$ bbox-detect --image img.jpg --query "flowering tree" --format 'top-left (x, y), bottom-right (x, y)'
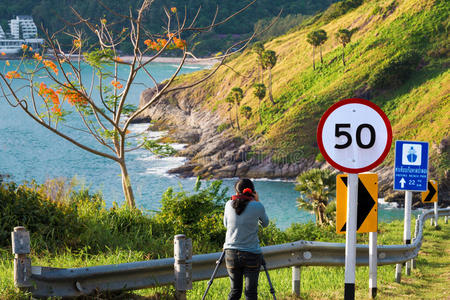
top-left (0, 0), bottom-right (258, 208)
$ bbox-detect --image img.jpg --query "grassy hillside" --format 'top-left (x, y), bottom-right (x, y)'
top-left (167, 0), bottom-right (449, 182)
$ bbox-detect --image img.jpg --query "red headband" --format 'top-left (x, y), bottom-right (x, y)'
top-left (242, 188), bottom-right (253, 194)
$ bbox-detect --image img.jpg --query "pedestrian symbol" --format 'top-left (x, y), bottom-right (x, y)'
top-left (402, 144), bottom-right (422, 166)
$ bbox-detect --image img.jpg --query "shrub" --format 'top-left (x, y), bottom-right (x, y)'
top-left (368, 51), bottom-right (422, 90)
top-left (217, 123), bottom-right (230, 133)
top-left (322, 0), bottom-right (363, 21)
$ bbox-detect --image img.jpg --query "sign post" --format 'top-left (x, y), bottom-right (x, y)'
top-left (336, 173), bottom-right (378, 299)
top-left (394, 140), bottom-right (429, 279)
top-left (422, 180), bottom-right (438, 227)
top-left (317, 98), bottom-right (392, 300)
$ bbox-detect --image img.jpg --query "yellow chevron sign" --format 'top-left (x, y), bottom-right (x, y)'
top-left (336, 173), bottom-right (378, 234)
top-left (421, 180), bottom-right (438, 203)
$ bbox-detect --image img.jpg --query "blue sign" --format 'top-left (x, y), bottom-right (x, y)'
top-left (394, 140), bottom-right (429, 191)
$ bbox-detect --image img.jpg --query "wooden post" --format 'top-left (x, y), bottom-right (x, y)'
top-left (174, 234), bottom-right (192, 300)
top-left (11, 226), bottom-right (32, 289)
top-left (292, 266), bottom-right (300, 296)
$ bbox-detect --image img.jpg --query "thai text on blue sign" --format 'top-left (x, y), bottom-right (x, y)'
top-left (394, 140), bottom-right (429, 191)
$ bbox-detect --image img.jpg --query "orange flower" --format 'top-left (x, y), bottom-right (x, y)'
top-left (21, 44), bottom-right (28, 50)
top-left (1, 52), bottom-right (5, 56)
top-left (29, 47), bottom-right (33, 51)
top-left (38, 82), bottom-right (62, 115)
top-left (43, 60), bottom-right (59, 75)
top-left (170, 7), bottom-right (177, 13)
top-left (73, 39), bottom-right (82, 49)
top-left (114, 56), bottom-right (122, 62)
top-left (111, 80), bottom-right (123, 89)
top-left (34, 53), bottom-right (43, 60)
top-left (5, 71), bottom-right (21, 79)
top-left (6, 60), bottom-right (10, 66)
top-left (101, 18), bottom-right (107, 24)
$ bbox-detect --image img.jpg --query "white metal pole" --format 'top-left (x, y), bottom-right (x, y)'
top-left (404, 191), bottom-right (412, 276)
top-left (292, 266), bottom-right (301, 296)
top-left (395, 263), bottom-right (402, 283)
top-left (445, 216), bottom-right (448, 224)
top-left (369, 231), bottom-right (377, 298)
top-left (344, 173), bottom-right (358, 300)
top-left (434, 202), bottom-right (438, 227)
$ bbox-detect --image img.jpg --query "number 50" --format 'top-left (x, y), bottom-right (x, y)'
top-left (335, 123), bottom-right (376, 149)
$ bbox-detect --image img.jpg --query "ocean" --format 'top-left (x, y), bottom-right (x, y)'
top-left (0, 60), bottom-right (417, 229)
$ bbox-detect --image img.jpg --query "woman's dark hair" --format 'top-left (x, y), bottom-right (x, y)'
top-left (232, 178), bottom-right (255, 215)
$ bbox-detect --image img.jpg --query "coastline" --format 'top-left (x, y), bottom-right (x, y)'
top-left (0, 54), bottom-right (220, 66)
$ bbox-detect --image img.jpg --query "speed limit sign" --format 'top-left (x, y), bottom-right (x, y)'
top-left (317, 98), bottom-right (392, 173)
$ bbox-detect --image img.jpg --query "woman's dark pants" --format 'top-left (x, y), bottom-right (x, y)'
top-left (225, 249), bottom-right (262, 300)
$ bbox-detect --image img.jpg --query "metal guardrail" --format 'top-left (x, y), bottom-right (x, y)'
top-left (13, 208), bottom-right (450, 298)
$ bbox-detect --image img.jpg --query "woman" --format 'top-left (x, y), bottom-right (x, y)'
top-left (223, 178), bottom-right (269, 300)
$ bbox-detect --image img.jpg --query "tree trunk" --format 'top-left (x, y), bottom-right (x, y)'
top-left (235, 104), bottom-right (240, 130)
top-left (268, 68), bottom-right (275, 104)
top-left (258, 98), bottom-right (262, 125)
top-left (119, 159), bottom-right (136, 208)
top-left (229, 111), bottom-right (234, 128)
top-left (320, 47), bottom-right (323, 64)
top-left (312, 47), bottom-right (316, 70)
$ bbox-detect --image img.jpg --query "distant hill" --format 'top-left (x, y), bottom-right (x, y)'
top-left (0, 0), bottom-right (337, 55)
top-left (138, 0), bottom-right (449, 201)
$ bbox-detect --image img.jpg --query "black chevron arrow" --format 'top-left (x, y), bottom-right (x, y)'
top-left (340, 177), bottom-right (376, 232)
top-left (423, 181), bottom-right (437, 203)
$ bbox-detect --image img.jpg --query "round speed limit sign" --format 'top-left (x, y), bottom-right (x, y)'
top-left (317, 98), bottom-right (392, 173)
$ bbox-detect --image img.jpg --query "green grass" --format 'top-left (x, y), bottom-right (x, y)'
top-left (1, 219), bottom-right (448, 299)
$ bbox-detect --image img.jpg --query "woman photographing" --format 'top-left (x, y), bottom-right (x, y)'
top-left (223, 178), bottom-right (269, 300)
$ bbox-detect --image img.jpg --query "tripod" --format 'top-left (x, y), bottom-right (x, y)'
top-left (201, 251), bottom-right (276, 300)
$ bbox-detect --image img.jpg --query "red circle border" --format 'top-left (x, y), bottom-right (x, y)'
top-left (316, 98), bottom-right (392, 173)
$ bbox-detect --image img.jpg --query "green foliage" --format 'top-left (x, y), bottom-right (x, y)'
top-left (84, 49), bottom-right (114, 69)
top-left (261, 50), bottom-right (277, 69)
top-left (156, 179), bottom-right (229, 253)
top-left (216, 123), bottom-right (231, 133)
top-left (368, 51), bottom-right (422, 90)
top-left (321, 0), bottom-right (363, 21)
top-left (295, 169), bottom-right (336, 226)
top-left (143, 139), bottom-right (177, 156)
top-left (252, 42), bottom-right (265, 56)
top-left (253, 83), bottom-right (266, 99)
top-left (240, 105), bottom-right (252, 119)
top-left (307, 29), bottom-right (327, 47)
top-left (335, 28), bottom-right (352, 47)
top-left (230, 87), bottom-right (244, 104)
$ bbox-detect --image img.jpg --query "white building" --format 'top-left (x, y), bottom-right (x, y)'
top-left (1, 16), bottom-right (43, 55)
top-left (9, 15), bottom-right (39, 39)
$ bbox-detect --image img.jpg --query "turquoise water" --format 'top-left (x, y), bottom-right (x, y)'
top-left (0, 60), bottom-right (416, 229)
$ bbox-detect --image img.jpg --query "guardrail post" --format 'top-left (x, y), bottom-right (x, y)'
top-left (11, 226), bottom-right (32, 289)
top-left (292, 266), bottom-right (300, 296)
top-left (445, 216), bottom-right (448, 224)
top-left (411, 218), bottom-right (419, 270)
top-left (395, 264), bottom-right (401, 283)
top-left (434, 202), bottom-right (438, 228)
top-left (174, 234), bottom-right (192, 300)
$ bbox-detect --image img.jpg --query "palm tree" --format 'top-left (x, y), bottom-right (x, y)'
top-left (252, 42), bottom-right (265, 83)
top-left (253, 83), bottom-right (266, 125)
top-left (225, 94), bottom-right (235, 128)
top-left (317, 29), bottom-right (328, 64)
top-left (335, 29), bottom-right (352, 66)
top-left (240, 105), bottom-right (252, 120)
top-left (295, 168), bottom-right (336, 226)
top-left (262, 50), bottom-right (277, 104)
top-left (306, 29), bottom-right (327, 70)
top-left (230, 87), bottom-right (243, 130)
